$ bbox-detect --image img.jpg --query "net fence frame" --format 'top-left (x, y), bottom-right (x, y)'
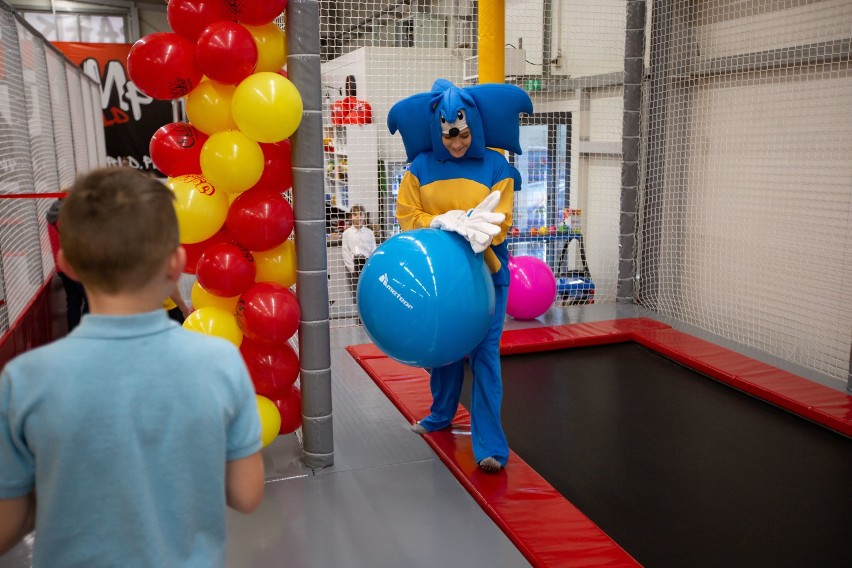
top-left (635, 0), bottom-right (852, 392)
top-left (315, 1), bottom-right (851, 392)
top-left (0, 1), bottom-right (848, 468)
top-left (0, 0), bottom-right (105, 337)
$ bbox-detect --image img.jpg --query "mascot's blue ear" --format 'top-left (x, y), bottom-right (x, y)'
top-left (387, 92), bottom-right (435, 162)
top-left (467, 83), bottom-right (534, 155)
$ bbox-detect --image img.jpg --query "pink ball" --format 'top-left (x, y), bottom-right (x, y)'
top-left (506, 256), bottom-right (557, 320)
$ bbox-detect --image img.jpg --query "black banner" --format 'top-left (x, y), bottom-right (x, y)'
top-left (54, 42), bottom-right (173, 173)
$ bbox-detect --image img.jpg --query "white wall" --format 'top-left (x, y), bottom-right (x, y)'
top-left (647, 0), bottom-right (852, 384)
top-left (506, 0), bottom-right (626, 77)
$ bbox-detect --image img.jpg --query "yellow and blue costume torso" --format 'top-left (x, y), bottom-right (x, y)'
top-left (388, 78), bottom-right (532, 287)
top-left (396, 149), bottom-right (519, 285)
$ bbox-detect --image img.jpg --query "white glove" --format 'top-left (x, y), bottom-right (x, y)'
top-left (430, 191), bottom-right (505, 254)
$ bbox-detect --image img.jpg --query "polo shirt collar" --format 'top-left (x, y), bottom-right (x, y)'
top-left (70, 309), bottom-right (177, 339)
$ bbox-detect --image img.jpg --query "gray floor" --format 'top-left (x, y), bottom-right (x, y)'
top-left (225, 320), bottom-right (532, 568)
top-left (223, 304), bottom-right (674, 568)
top-left (2, 303), bottom-right (846, 567)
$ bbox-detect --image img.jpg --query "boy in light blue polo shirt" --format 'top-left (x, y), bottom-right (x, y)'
top-left (0, 168), bottom-right (265, 566)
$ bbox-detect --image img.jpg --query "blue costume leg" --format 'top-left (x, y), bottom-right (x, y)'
top-left (468, 284), bottom-right (509, 466)
top-left (418, 359), bottom-right (465, 430)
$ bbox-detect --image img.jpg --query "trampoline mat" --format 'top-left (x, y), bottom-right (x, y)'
top-left (461, 342), bottom-right (852, 568)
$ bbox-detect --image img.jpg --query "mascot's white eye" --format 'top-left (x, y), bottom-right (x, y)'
top-left (457, 110), bottom-right (465, 121)
top-left (440, 115), bottom-right (447, 124)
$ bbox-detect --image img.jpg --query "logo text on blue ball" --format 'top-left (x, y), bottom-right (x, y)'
top-left (379, 273), bottom-right (413, 310)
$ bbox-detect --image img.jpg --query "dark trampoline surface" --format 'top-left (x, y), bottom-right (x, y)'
top-left (461, 342), bottom-right (852, 568)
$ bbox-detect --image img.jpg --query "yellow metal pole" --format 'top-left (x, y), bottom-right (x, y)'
top-left (478, 0), bottom-right (505, 84)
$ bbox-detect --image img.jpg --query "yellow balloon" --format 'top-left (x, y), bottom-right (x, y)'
top-left (244, 23), bottom-right (287, 73)
top-left (182, 306), bottom-right (244, 347)
top-left (256, 395), bottom-right (281, 448)
top-left (253, 239), bottom-right (297, 288)
top-left (191, 280), bottom-right (240, 314)
top-left (185, 79), bottom-right (238, 135)
top-left (200, 130), bottom-right (264, 193)
top-left (167, 174), bottom-right (230, 244)
top-left (232, 72), bottom-right (303, 143)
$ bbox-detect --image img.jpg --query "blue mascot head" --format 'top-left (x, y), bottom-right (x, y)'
top-left (427, 79), bottom-right (485, 160)
top-left (388, 79), bottom-right (534, 163)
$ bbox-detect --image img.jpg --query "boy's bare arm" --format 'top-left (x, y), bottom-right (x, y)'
top-left (0, 493), bottom-right (35, 555)
top-left (225, 452), bottom-right (265, 514)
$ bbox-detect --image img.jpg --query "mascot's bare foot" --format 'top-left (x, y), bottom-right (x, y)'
top-left (478, 457), bottom-right (502, 473)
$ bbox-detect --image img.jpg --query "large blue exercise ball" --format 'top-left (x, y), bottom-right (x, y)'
top-left (357, 229), bottom-right (495, 368)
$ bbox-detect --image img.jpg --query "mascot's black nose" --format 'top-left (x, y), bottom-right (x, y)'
top-left (448, 127), bottom-right (460, 137)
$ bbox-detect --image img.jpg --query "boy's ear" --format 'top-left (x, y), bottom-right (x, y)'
top-left (167, 246), bottom-right (186, 281)
top-left (56, 249), bottom-right (79, 281)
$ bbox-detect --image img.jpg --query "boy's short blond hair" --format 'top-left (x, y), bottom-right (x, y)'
top-left (59, 167), bottom-right (179, 293)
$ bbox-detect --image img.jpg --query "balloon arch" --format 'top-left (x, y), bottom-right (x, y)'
top-left (128, 0), bottom-right (304, 448)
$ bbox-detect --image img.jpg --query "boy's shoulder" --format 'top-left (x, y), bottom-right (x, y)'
top-left (4, 335), bottom-right (76, 373)
top-left (1, 337), bottom-right (81, 396)
top-left (2, 327), bottom-right (247, 404)
top-left (4, 323), bottom-right (240, 373)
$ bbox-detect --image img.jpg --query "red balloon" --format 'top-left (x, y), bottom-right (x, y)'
top-left (230, 0), bottom-right (288, 26)
top-left (196, 242), bottom-right (257, 297)
top-left (196, 21), bottom-right (258, 85)
top-left (167, 0), bottom-right (233, 42)
top-left (150, 122), bottom-right (208, 177)
top-left (226, 188), bottom-right (294, 252)
top-left (252, 140), bottom-right (293, 192)
top-left (271, 386), bottom-right (301, 435)
top-left (127, 32), bottom-right (201, 100)
top-left (240, 338), bottom-right (299, 399)
top-left (236, 282), bottom-right (300, 343)
top-left (182, 227), bottom-right (234, 274)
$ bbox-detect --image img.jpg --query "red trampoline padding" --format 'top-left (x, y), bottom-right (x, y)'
top-left (346, 338), bottom-right (640, 567)
top-left (347, 342), bottom-right (388, 360)
top-left (631, 327), bottom-right (852, 437)
top-left (498, 317), bottom-right (669, 355)
top-left (348, 318), bottom-right (852, 566)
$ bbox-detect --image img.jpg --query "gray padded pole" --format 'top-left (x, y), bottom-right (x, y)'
top-left (287, 0), bottom-right (334, 468)
top-left (617, 0), bottom-right (645, 304)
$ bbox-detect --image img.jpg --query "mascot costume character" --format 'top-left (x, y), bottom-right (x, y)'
top-left (388, 79), bottom-right (533, 473)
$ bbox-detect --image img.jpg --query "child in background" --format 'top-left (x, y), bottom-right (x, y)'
top-left (341, 205), bottom-right (377, 304)
top-left (46, 197), bottom-right (88, 331)
top-left (164, 283), bottom-right (192, 324)
top-left (0, 167), bottom-right (264, 565)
